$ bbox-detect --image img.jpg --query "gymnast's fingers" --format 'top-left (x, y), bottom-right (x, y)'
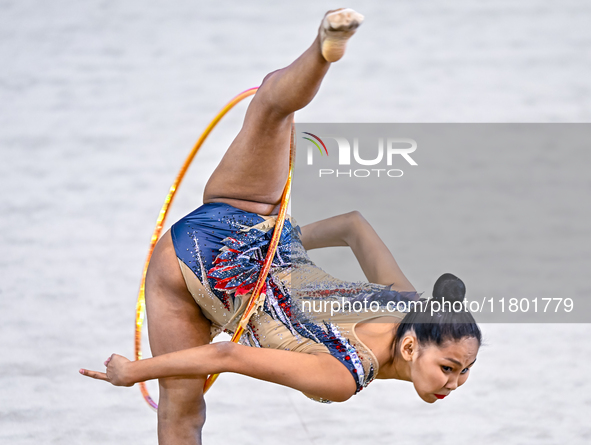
top-left (79, 368), bottom-right (108, 381)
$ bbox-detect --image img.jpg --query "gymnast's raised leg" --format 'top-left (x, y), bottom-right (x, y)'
top-left (145, 9), bottom-right (363, 445)
top-left (203, 8), bottom-right (364, 215)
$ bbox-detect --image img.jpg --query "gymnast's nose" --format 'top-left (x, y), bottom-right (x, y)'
top-left (445, 375), bottom-right (459, 390)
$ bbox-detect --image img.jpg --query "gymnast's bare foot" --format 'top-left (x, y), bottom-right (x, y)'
top-left (319, 8), bottom-right (364, 63)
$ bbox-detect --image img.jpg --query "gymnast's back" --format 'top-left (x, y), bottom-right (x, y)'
top-left (170, 202), bottom-right (420, 400)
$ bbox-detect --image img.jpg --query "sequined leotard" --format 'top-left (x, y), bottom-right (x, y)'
top-left (171, 202), bottom-right (419, 402)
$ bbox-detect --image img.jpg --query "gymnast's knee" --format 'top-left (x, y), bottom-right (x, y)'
top-left (158, 395), bottom-right (206, 431)
top-left (261, 68), bottom-right (281, 86)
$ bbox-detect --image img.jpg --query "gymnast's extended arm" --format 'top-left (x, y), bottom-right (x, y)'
top-left (80, 342), bottom-right (357, 402)
top-left (300, 211), bottom-right (416, 291)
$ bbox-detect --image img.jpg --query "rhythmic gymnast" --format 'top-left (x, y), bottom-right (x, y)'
top-left (81, 9), bottom-right (481, 445)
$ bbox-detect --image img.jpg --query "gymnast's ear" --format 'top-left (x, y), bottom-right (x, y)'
top-left (398, 333), bottom-right (418, 362)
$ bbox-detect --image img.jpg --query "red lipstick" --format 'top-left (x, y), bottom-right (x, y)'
top-left (434, 394), bottom-right (447, 399)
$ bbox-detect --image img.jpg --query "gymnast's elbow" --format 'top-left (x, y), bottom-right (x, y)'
top-left (211, 341), bottom-right (238, 372)
top-left (210, 341), bottom-right (258, 375)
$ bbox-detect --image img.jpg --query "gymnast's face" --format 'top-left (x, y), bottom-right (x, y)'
top-left (403, 336), bottom-right (479, 403)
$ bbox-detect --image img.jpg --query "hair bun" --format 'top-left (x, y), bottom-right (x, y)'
top-left (432, 273), bottom-right (466, 303)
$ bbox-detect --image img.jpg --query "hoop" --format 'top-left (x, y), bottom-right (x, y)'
top-left (134, 87), bottom-right (295, 409)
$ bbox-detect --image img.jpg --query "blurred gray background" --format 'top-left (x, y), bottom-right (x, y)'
top-left (1, 1), bottom-right (590, 444)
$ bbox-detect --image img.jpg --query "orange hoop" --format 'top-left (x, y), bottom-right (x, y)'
top-left (134, 87), bottom-right (295, 409)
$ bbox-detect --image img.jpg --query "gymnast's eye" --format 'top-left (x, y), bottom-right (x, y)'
top-left (460, 367), bottom-right (470, 374)
top-left (441, 366), bottom-right (452, 373)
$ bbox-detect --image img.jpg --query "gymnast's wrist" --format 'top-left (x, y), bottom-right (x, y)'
top-left (124, 358), bottom-right (151, 385)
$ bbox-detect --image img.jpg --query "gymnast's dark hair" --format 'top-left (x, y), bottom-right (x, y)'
top-left (396, 273), bottom-right (482, 347)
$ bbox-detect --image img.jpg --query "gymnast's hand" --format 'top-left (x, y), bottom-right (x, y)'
top-left (79, 354), bottom-right (135, 387)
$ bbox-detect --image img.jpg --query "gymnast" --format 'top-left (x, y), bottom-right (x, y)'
top-left (81, 9), bottom-right (481, 445)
